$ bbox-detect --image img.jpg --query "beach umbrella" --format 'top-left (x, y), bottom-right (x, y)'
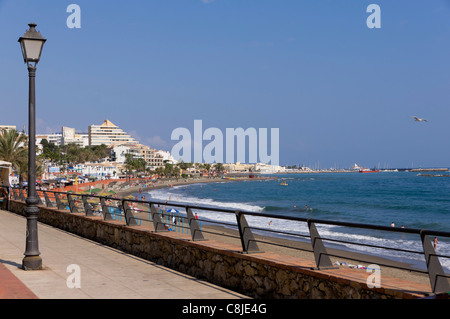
top-left (166, 208), bottom-right (179, 213)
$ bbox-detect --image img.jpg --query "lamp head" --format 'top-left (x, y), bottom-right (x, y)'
top-left (18, 23), bottom-right (46, 65)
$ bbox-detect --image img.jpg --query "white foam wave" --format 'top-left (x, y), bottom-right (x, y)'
top-left (147, 188), bottom-right (265, 213)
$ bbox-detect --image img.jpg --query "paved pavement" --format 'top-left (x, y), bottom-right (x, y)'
top-left (0, 209), bottom-right (248, 299)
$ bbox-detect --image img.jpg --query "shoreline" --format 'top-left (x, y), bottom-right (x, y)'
top-left (113, 176), bottom-right (273, 199)
top-left (98, 176), bottom-right (431, 287)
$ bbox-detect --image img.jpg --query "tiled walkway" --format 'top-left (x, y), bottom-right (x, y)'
top-left (0, 210), bottom-right (248, 299)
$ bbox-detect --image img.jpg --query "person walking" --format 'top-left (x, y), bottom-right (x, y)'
top-left (433, 237), bottom-right (438, 250)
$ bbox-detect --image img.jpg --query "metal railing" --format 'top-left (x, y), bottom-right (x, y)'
top-left (2, 185), bottom-right (450, 295)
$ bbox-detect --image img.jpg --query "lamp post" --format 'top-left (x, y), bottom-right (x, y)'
top-left (18, 23), bottom-right (46, 270)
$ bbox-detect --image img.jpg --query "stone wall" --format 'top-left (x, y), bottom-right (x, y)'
top-left (8, 200), bottom-right (420, 299)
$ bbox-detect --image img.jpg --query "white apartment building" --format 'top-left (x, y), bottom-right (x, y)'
top-left (36, 133), bottom-right (63, 146)
top-left (77, 162), bottom-right (120, 180)
top-left (89, 119), bottom-right (138, 147)
top-left (109, 144), bottom-right (143, 163)
top-left (156, 150), bottom-right (176, 164)
top-left (109, 143), bottom-right (165, 170)
top-left (62, 127), bottom-right (89, 147)
top-left (253, 163), bottom-right (286, 174)
top-left (146, 149), bottom-right (165, 170)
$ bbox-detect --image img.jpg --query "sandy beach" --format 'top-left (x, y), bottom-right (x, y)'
top-left (96, 176), bottom-right (431, 287)
top-left (112, 176), bottom-right (274, 199)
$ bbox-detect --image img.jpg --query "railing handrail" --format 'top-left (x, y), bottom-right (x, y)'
top-left (3, 185), bottom-right (450, 294)
top-left (28, 187), bottom-right (450, 238)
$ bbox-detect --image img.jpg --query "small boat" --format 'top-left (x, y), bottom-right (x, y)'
top-left (359, 168), bottom-right (379, 173)
top-left (280, 181), bottom-right (288, 186)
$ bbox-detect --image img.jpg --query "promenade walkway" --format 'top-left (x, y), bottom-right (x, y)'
top-left (0, 209), bottom-right (248, 299)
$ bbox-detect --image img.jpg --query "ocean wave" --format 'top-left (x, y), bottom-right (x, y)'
top-left (263, 205), bottom-right (284, 212)
top-left (147, 188), bottom-right (265, 213)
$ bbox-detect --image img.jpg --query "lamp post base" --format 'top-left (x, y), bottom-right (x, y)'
top-left (22, 255), bottom-right (42, 271)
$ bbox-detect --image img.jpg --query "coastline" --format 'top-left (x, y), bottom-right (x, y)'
top-left (113, 176), bottom-right (273, 199)
top-left (99, 176), bottom-right (431, 287)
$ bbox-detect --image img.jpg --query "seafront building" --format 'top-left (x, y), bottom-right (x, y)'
top-left (76, 162), bottom-right (120, 179)
top-left (36, 127), bottom-right (88, 150)
top-left (108, 143), bottom-right (166, 170)
top-left (4, 120), bottom-right (296, 180)
top-left (253, 163), bottom-right (286, 174)
top-left (0, 125), bottom-right (17, 133)
top-left (221, 162), bottom-right (286, 174)
top-left (88, 119), bottom-right (138, 147)
top-left (62, 127), bottom-right (89, 147)
top-left (42, 161), bottom-right (121, 181)
top-left (36, 133), bottom-right (62, 147)
top-left (223, 162), bottom-right (254, 173)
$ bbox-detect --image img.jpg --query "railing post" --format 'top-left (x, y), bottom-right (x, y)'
top-left (420, 230), bottom-right (450, 294)
top-left (82, 195), bottom-right (94, 216)
top-left (307, 219), bottom-right (337, 270)
top-left (100, 197), bottom-right (113, 220)
top-left (151, 203), bottom-right (167, 232)
top-left (43, 191), bottom-right (53, 208)
top-left (67, 193), bottom-right (79, 213)
top-left (235, 211), bottom-right (260, 253)
top-left (12, 188), bottom-right (18, 200)
top-left (122, 200), bottom-right (138, 226)
top-left (5, 186), bottom-right (11, 211)
top-left (54, 193), bottom-right (65, 210)
top-left (186, 207), bottom-right (205, 241)
top-left (19, 187), bottom-right (26, 201)
top-left (36, 191), bottom-right (43, 206)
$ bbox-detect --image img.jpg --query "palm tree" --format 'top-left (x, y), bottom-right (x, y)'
top-left (214, 163), bottom-right (225, 176)
top-left (0, 129), bottom-right (28, 186)
top-left (0, 129), bottom-right (28, 165)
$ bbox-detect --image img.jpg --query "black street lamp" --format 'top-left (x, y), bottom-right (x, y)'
top-left (18, 23), bottom-right (46, 270)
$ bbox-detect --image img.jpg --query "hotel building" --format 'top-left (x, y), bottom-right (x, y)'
top-left (88, 119), bottom-right (138, 147)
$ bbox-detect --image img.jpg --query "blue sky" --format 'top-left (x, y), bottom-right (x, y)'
top-left (1, 0), bottom-right (450, 168)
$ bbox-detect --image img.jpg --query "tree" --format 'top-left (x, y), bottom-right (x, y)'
top-left (214, 163), bottom-right (224, 173)
top-left (124, 153), bottom-right (147, 178)
top-left (124, 153), bottom-right (135, 179)
top-left (40, 139), bottom-right (60, 162)
top-left (0, 129), bottom-right (28, 186)
top-left (164, 163), bottom-right (174, 177)
top-left (0, 129), bottom-right (44, 187)
top-left (202, 163), bottom-right (211, 173)
top-left (155, 166), bottom-right (164, 177)
top-left (0, 129), bottom-right (28, 166)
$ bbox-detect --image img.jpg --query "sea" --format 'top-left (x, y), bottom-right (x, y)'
top-left (144, 171), bottom-right (450, 271)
